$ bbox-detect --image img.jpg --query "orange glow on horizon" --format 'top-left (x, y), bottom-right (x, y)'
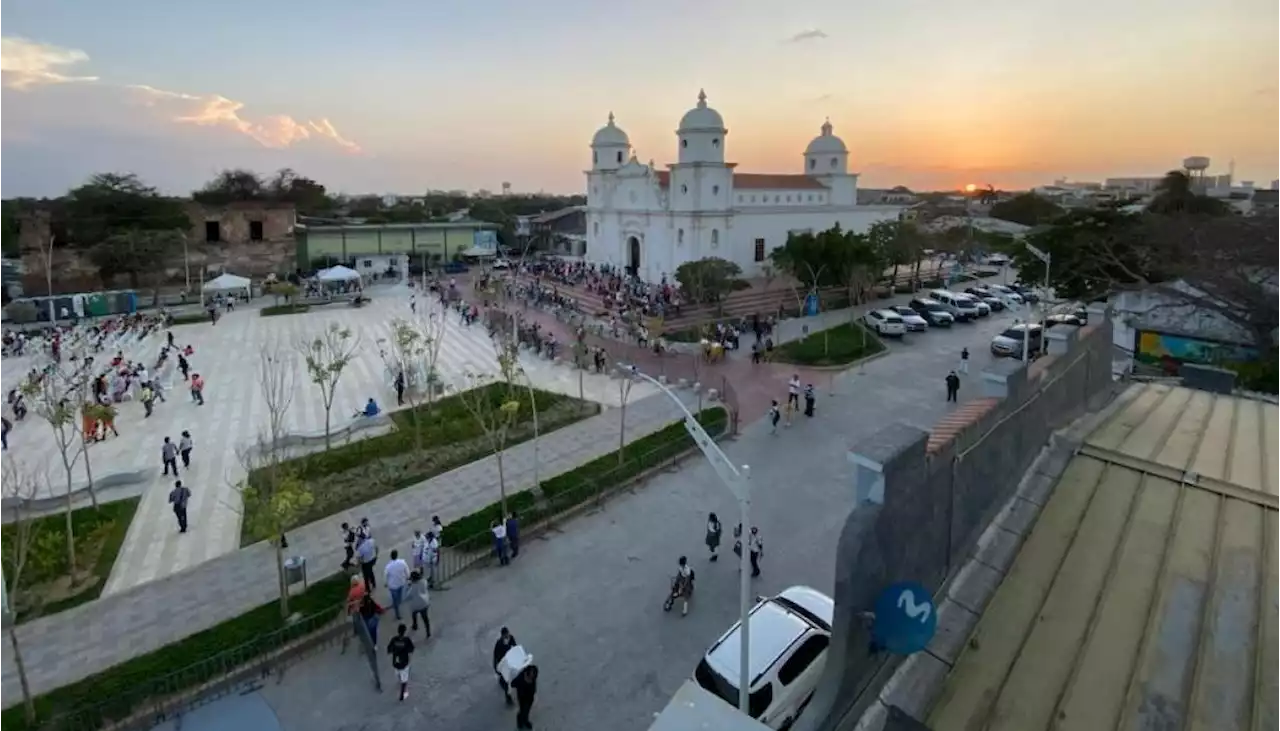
top-left (964, 183), bottom-right (978, 192)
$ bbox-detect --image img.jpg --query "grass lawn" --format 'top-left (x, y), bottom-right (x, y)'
top-left (1, 498), bottom-right (140, 624)
top-left (240, 383), bottom-right (597, 545)
top-left (773, 321), bottom-right (886, 367)
top-left (260, 304), bottom-right (311, 317)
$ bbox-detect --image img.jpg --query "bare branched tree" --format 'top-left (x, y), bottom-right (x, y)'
top-left (258, 345), bottom-right (298, 466)
top-left (2, 459), bottom-right (45, 723)
top-left (20, 367), bottom-right (86, 572)
top-left (617, 368), bottom-right (635, 467)
top-left (233, 440), bottom-right (314, 618)
top-left (297, 323), bottom-right (361, 450)
top-left (458, 371), bottom-right (522, 515)
top-left (376, 310), bottom-right (448, 451)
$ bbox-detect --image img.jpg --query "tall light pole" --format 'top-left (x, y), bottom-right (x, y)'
top-left (628, 368), bottom-right (754, 714)
top-left (1022, 241), bottom-right (1052, 363)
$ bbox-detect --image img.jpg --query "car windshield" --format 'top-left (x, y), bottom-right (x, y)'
top-left (1000, 328), bottom-right (1033, 339)
top-left (884, 315), bottom-right (903, 323)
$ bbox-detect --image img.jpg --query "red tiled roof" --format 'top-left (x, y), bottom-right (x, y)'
top-left (652, 171), bottom-right (828, 191)
top-left (927, 398), bottom-right (1000, 454)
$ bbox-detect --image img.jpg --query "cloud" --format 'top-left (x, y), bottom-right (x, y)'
top-left (1, 35), bottom-right (359, 153)
top-left (786, 29), bottom-right (828, 43)
top-left (812, 93), bottom-right (834, 103)
top-left (127, 84), bottom-right (361, 153)
top-left (1, 37), bottom-right (98, 90)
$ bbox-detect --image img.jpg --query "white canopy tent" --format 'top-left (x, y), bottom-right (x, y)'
top-left (202, 272), bottom-right (252, 294)
top-left (317, 265), bottom-right (362, 282)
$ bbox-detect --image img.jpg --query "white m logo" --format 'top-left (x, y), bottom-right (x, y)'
top-left (897, 589), bottom-right (931, 624)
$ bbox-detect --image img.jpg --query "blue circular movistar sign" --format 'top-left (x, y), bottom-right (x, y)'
top-left (872, 581), bottom-right (937, 654)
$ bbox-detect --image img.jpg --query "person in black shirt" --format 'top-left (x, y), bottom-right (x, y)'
top-left (340, 522), bottom-right (356, 570)
top-left (492, 626), bottom-right (518, 705)
top-left (512, 665), bottom-right (539, 730)
top-left (386, 623), bottom-right (415, 702)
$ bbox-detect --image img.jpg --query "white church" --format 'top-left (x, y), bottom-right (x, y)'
top-left (585, 90), bottom-right (906, 282)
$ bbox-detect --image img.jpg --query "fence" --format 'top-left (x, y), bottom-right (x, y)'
top-left (36, 603), bottom-right (348, 731)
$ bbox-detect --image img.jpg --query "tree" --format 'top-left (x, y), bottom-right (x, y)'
top-left (62, 173), bottom-right (189, 247)
top-left (237, 449), bottom-right (313, 619)
top-left (617, 367), bottom-right (635, 467)
top-left (20, 370), bottom-right (86, 573)
top-left (989, 193), bottom-right (1065, 226)
top-left (674, 257), bottom-right (742, 313)
top-left (89, 229), bottom-right (183, 290)
top-left (458, 372), bottom-right (522, 515)
top-left (376, 312), bottom-right (447, 451)
top-left (297, 323), bottom-right (361, 450)
top-left (2, 459), bottom-right (43, 723)
top-left (266, 168), bottom-right (332, 213)
top-left (193, 169), bottom-right (266, 205)
top-left (1147, 170), bottom-right (1231, 216)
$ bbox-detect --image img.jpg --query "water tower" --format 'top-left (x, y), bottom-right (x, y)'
top-left (1183, 156), bottom-right (1211, 190)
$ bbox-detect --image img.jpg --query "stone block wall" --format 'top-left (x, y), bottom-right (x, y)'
top-left (797, 304), bottom-right (1116, 731)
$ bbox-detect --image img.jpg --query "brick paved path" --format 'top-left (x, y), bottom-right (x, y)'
top-left (0, 390), bottom-right (690, 707)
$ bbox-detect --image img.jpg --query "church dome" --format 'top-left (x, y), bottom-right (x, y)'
top-left (592, 112), bottom-right (630, 147)
top-left (805, 119), bottom-right (847, 154)
top-left (678, 89), bottom-right (725, 131)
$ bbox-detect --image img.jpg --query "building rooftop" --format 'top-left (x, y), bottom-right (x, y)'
top-left (295, 220), bottom-right (498, 232)
top-left (928, 382), bottom-right (1278, 731)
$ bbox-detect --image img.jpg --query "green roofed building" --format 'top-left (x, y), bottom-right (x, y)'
top-left (294, 220), bottom-right (500, 273)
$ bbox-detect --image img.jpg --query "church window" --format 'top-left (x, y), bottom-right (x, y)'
top-left (682, 139), bottom-right (688, 149)
top-left (786, 195), bottom-right (792, 203)
top-left (711, 229), bottom-right (719, 247)
top-left (712, 185), bottom-right (719, 195)
top-left (681, 184), bottom-right (688, 194)
top-left (830, 157), bottom-right (837, 168)
top-left (807, 195), bottom-right (813, 202)
top-left (593, 222), bottom-right (599, 236)
top-left (737, 195), bottom-right (743, 203)
top-left (774, 195), bottom-right (780, 203)
top-left (712, 138), bottom-right (720, 148)
top-left (809, 158), bottom-right (816, 170)
top-left (617, 151), bottom-right (624, 163)
top-left (751, 196), bottom-right (757, 203)
top-left (594, 151), bottom-right (598, 164)
top-left (754, 238), bottom-right (766, 262)
top-left (678, 228), bottom-right (684, 245)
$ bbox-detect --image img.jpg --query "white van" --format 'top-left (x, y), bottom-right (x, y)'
top-left (928, 289), bottom-right (980, 322)
top-left (694, 586), bottom-right (835, 729)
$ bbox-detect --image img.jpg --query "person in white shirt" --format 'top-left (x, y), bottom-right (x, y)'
top-left (491, 519), bottom-right (509, 566)
top-left (425, 531), bottom-right (441, 588)
top-left (748, 527), bottom-right (764, 578)
top-left (383, 549), bottom-right (411, 620)
top-left (410, 530), bottom-right (427, 573)
top-left (787, 375), bottom-right (801, 414)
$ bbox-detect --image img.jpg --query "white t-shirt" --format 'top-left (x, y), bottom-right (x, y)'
top-left (384, 558), bottom-right (410, 590)
top-left (492, 524), bottom-right (507, 540)
top-left (789, 378), bottom-right (800, 395)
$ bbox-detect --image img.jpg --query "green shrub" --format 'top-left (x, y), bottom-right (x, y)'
top-left (260, 304), bottom-right (310, 317)
top-left (168, 313), bottom-right (208, 326)
top-left (1, 575), bottom-right (348, 731)
top-left (774, 322), bottom-right (886, 367)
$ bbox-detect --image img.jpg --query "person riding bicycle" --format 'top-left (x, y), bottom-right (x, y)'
top-left (670, 556), bottom-right (695, 616)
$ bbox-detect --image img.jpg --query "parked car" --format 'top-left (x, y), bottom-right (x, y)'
top-left (1045, 312), bottom-right (1085, 328)
top-left (955, 292), bottom-right (990, 317)
top-left (986, 284), bottom-right (1025, 306)
top-left (964, 287), bottom-right (1005, 311)
top-left (991, 323), bottom-right (1044, 358)
top-left (986, 253), bottom-right (1011, 266)
top-left (1009, 283), bottom-right (1040, 304)
top-left (908, 298), bottom-right (955, 327)
top-left (694, 586), bottom-right (835, 729)
top-left (927, 290), bottom-right (980, 322)
top-left (863, 309), bottom-right (906, 337)
top-left (889, 305), bottom-right (929, 332)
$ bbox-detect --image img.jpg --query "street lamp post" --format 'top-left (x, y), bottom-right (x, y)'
top-left (628, 368), bottom-right (753, 714)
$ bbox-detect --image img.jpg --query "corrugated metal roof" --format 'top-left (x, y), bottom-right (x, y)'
top-left (928, 383), bottom-right (1278, 731)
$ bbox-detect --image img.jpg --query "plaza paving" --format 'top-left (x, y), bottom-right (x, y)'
top-left (1, 286), bottom-right (655, 595)
top-left (214, 311), bottom-right (1025, 731)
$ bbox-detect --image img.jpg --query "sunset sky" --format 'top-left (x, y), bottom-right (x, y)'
top-left (2, 0), bottom-right (1276, 198)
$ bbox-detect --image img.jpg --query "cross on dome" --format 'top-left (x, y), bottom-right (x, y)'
top-left (821, 118), bottom-right (833, 136)
top-left (697, 89), bottom-right (708, 108)
top-left (608, 111), bottom-right (616, 125)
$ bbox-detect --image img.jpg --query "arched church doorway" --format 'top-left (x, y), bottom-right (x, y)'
top-left (627, 236), bottom-right (641, 277)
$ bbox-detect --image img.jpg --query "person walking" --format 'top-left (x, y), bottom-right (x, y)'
top-left (959, 347), bottom-right (970, 374)
top-left (505, 512), bottom-right (521, 559)
top-left (410, 529), bottom-right (427, 574)
top-left (161, 437), bottom-right (180, 476)
top-left (705, 512), bottom-right (722, 562)
top-left (384, 549), bottom-right (410, 620)
top-left (356, 534), bottom-right (378, 592)
top-left (945, 370), bottom-right (961, 403)
top-left (748, 526), bottom-right (764, 578)
top-left (340, 522), bottom-right (357, 571)
top-left (178, 430), bottom-right (194, 468)
top-left (787, 374), bottom-right (801, 411)
top-left (177, 353), bottom-right (190, 381)
top-left (2, 416), bottom-right (9, 451)
top-left (168, 480), bottom-right (191, 533)
top-left (431, 515), bottom-right (445, 544)
top-left (769, 400), bottom-right (781, 435)
top-left (425, 531), bottom-right (441, 588)
top-left (491, 519), bottom-right (509, 566)
top-left (803, 383), bottom-right (816, 418)
top-left (405, 570), bottom-right (431, 638)
top-left (512, 665), bottom-right (540, 730)
top-left (394, 371), bottom-right (406, 407)
top-left (141, 384), bottom-right (156, 418)
top-left (493, 627), bottom-right (519, 705)
top-left (358, 593), bottom-right (384, 645)
top-left (189, 373), bottom-right (205, 406)
top-left (387, 623), bottom-right (416, 702)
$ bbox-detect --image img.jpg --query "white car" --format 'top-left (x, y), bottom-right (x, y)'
top-left (986, 253), bottom-right (1011, 266)
top-left (986, 284), bottom-right (1025, 307)
top-left (694, 586), bottom-right (835, 729)
top-left (492, 258), bottom-right (514, 270)
top-left (889, 305), bottom-right (929, 332)
top-left (863, 309), bottom-right (906, 337)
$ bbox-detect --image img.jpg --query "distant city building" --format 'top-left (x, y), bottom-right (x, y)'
top-left (585, 91), bottom-right (904, 281)
top-left (857, 186), bottom-right (920, 205)
top-left (529, 206), bottom-right (587, 256)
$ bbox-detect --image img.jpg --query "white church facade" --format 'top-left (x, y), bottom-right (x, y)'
top-left (584, 90), bottom-right (906, 282)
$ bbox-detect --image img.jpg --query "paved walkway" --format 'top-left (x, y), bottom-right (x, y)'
top-left (0, 389), bottom-right (693, 706)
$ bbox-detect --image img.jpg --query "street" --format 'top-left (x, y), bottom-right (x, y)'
top-left (215, 311), bottom-right (1025, 731)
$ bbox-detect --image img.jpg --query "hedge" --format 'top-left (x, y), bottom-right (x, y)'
top-left (1, 574), bottom-right (348, 731)
top-left (443, 407), bottom-right (729, 552)
top-left (774, 322), bottom-right (886, 367)
top-left (260, 304), bottom-right (310, 317)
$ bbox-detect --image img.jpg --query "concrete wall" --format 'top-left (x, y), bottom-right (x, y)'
top-left (796, 305), bottom-right (1117, 731)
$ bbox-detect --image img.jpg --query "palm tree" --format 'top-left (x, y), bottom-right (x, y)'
top-left (1148, 170), bottom-right (1229, 216)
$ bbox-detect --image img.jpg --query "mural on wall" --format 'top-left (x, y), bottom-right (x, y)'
top-left (1135, 330), bottom-right (1260, 375)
